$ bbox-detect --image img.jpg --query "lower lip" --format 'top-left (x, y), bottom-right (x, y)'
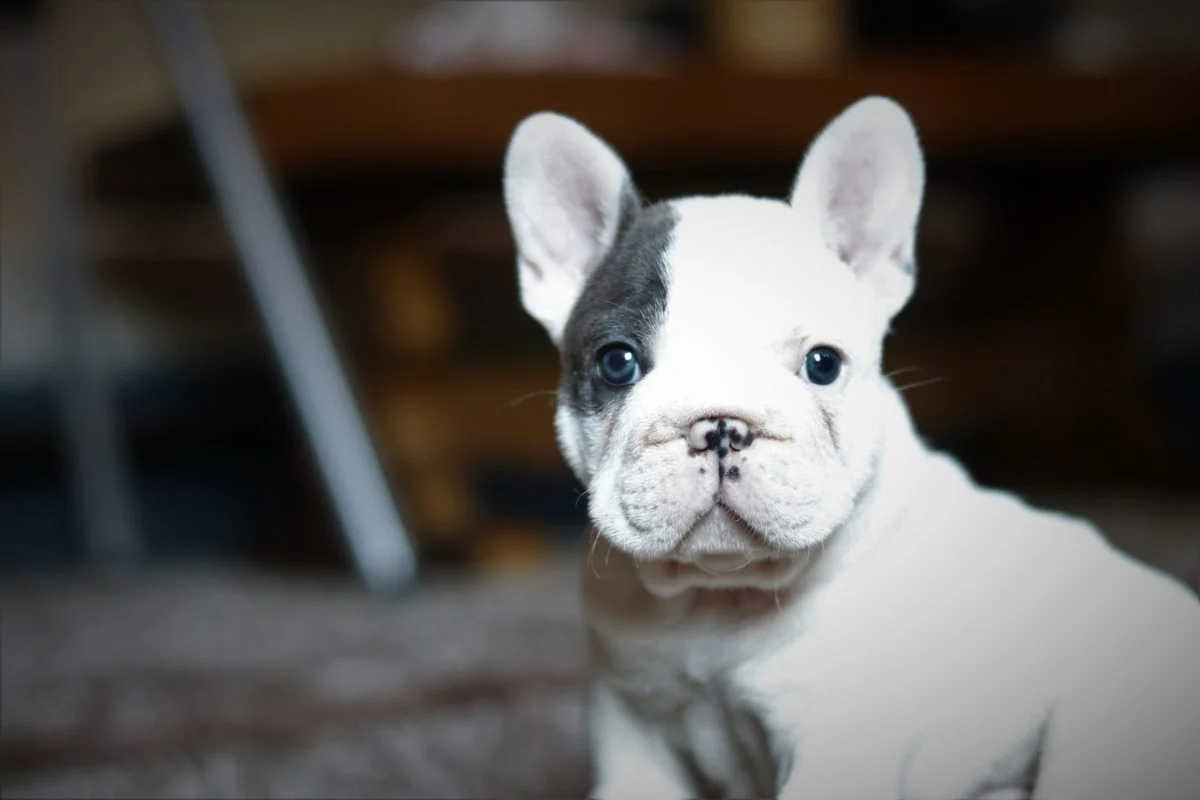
top-left (691, 553), bottom-right (755, 573)
top-left (700, 503), bottom-right (771, 547)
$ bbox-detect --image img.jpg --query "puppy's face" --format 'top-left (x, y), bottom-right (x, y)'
top-left (504, 98), bottom-right (924, 588)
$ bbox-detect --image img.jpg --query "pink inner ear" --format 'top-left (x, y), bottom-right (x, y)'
top-left (505, 112), bottom-right (634, 341)
top-left (538, 143), bottom-right (622, 275)
top-left (826, 146), bottom-right (888, 267)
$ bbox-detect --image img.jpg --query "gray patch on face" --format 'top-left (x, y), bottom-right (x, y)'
top-left (560, 186), bottom-right (677, 416)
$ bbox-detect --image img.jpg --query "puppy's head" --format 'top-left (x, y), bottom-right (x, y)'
top-left (504, 98), bottom-right (924, 591)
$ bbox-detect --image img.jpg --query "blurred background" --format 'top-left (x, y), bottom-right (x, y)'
top-left (2, 0), bottom-right (1199, 796)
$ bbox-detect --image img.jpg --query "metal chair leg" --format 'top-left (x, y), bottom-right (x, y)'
top-left (2, 4), bottom-right (141, 566)
top-left (144, 0), bottom-right (417, 594)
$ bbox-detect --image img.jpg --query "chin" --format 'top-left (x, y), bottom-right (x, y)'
top-left (633, 552), bottom-right (812, 598)
top-left (599, 506), bottom-right (831, 598)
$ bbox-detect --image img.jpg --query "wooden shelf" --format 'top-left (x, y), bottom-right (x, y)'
top-left (245, 57), bottom-right (1200, 174)
top-left (373, 360), bottom-right (563, 473)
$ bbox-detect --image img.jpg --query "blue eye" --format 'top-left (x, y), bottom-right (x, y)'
top-left (597, 345), bottom-right (641, 387)
top-left (804, 346), bottom-right (842, 386)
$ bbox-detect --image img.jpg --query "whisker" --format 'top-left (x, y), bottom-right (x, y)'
top-left (574, 487), bottom-right (591, 509)
top-left (502, 389), bottom-right (559, 408)
top-left (885, 365), bottom-right (926, 380)
top-left (895, 376), bottom-right (948, 394)
top-left (587, 529), bottom-right (601, 579)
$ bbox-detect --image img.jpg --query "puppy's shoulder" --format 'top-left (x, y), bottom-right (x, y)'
top-left (912, 452), bottom-right (1108, 556)
top-left (983, 486), bottom-right (1109, 554)
top-left (991, 486), bottom-right (1200, 643)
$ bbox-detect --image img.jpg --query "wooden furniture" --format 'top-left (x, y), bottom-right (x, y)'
top-left (89, 57), bottom-right (1200, 571)
top-left (243, 58), bottom-right (1200, 174)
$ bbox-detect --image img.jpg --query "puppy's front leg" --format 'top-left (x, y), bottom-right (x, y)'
top-left (589, 682), bottom-right (691, 800)
top-left (779, 733), bottom-right (1030, 800)
top-left (776, 723), bottom-right (910, 800)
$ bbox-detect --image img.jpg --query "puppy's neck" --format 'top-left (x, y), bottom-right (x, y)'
top-left (803, 385), bottom-right (930, 582)
top-left (582, 384), bottom-right (941, 630)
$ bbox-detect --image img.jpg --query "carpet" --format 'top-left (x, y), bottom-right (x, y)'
top-left (3, 497), bottom-right (1197, 798)
top-left (2, 563), bottom-right (592, 798)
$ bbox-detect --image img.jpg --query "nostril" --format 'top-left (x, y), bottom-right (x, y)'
top-left (686, 417), bottom-right (755, 453)
top-left (727, 419), bottom-right (754, 450)
top-left (687, 418), bottom-right (715, 451)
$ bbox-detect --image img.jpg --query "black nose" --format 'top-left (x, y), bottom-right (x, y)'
top-left (687, 417), bottom-right (754, 456)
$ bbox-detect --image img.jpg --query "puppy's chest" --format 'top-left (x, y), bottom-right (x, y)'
top-left (601, 622), bottom-right (792, 796)
top-left (602, 599), bottom-right (791, 689)
top-left (604, 570), bottom-right (1058, 795)
top-left (617, 659), bottom-right (784, 797)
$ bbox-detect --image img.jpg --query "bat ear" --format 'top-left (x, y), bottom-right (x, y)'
top-left (790, 96), bottom-right (925, 320)
top-left (504, 112), bottom-right (638, 345)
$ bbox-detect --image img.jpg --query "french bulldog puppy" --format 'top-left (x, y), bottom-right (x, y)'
top-left (502, 97), bottom-right (1200, 800)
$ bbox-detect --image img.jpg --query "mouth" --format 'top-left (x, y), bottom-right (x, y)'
top-left (688, 551), bottom-right (759, 575)
top-left (636, 550), bottom-right (808, 598)
top-left (622, 503), bottom-right (807, 596)
top-left (673, 502), bottom-right (771, 559)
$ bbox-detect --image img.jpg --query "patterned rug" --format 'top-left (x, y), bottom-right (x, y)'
top-left (3, 496), bottom-right (1196, 798)
top-left (2, 563), bottom-right (592, 799)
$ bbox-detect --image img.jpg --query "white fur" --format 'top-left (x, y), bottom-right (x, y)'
top-left (586, 194), bottom-right (887, 568)
top-left (789, 96), bottom-right (924, 321)
top-left (505, 111), bottom-right (631, 345)
top-left (503, 98), bottom-right (1200, 799)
